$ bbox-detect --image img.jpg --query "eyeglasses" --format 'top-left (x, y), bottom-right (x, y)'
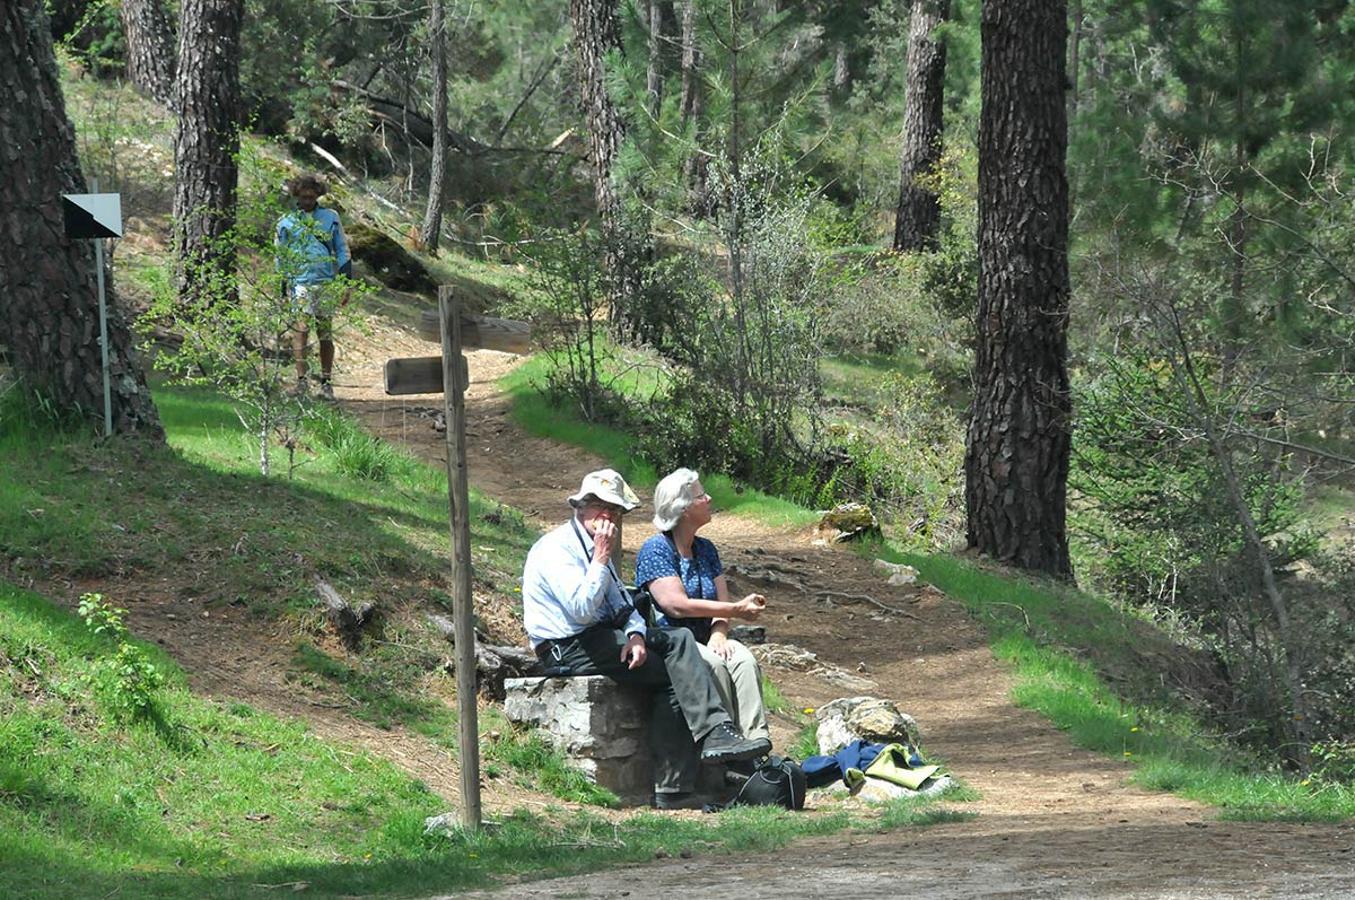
top-left (584, 500), bottom-right (626, 516)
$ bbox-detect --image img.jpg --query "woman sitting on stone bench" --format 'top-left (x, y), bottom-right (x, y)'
top-left (635, 468), bottom-right (772, 760)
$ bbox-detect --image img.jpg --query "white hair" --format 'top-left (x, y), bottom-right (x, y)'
top-left (652, 467), bottom-right (701, 532)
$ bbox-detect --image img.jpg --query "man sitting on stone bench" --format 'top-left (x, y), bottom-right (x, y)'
top-left (522, 468), bottom-right (771, 810)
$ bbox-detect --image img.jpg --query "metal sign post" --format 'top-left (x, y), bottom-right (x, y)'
top-left (61, 190), bottom-right (123, 437)
top-left (93, 236), bottom-right (112, 437)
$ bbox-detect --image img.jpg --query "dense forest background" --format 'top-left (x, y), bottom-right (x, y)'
top-left (21, 0), bottom-right (1355, 776)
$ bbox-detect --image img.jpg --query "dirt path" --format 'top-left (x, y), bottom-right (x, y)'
top-left (333, 324), bottom-right (1354, 898)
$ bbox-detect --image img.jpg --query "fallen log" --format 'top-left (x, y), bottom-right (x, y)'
top-left (316, 578), bottom-right (375, 649)
top-left (427, 614), bottom-right (542, 699)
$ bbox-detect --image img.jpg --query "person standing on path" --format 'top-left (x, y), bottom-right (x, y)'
top-left (636, 467), bottom-right (771, 751)
top-left (276, 174), bottom-right (351, 400)
top-left (521, 468), bottom-right (771, 810)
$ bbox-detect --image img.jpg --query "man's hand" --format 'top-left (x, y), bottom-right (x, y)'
top-left (707, 630), bottom-right (736, 661)
top-left (591, 518), bottom-right (618, 565)
top-left (734, 593), bottom-right (767, 620)
top-left (620, 633), bottom-right (647, 669)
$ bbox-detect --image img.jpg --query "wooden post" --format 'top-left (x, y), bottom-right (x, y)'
top-left (439, 285), bottom-right (481, 828)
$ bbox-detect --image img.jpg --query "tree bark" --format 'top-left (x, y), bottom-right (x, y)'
top-left (0, 1), bottom-right (162, 437)
top-left (419, 0), bottom-right (448, 254)
top-left (120, 0), bottom-right (176, 107)
top-left (678, 0), bottom-right (711, 215)
top-left (965, 0), bottom-right (1072, 578)
top-left (646, 0), bottom-right (665, 120)
top-left (893, 0), bottom-right (949, 253)
top-left (570, 0), bottom-right (626, 230)
top-left (569, 0), bottom-right (646, 317)
top-left (173, 0), bottom-right (243, 309)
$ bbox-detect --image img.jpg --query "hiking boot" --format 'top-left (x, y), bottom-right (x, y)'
top-left (699, 722), bottom-right (771, 765)
top-left (652, 791), bottom-right (707, 811)
top-left (317, 379), bottom-right (336, 401)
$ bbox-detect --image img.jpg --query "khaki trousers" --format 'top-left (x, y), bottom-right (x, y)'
top-left (696, 638), bottom-right (770, 743)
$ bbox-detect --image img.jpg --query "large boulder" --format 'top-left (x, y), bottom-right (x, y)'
top-left (815, 696), bottom-right (921, 755)
top-left (346, 220), bottom-right (439, 294)
top-left (817, 503), bottom-right (881, 542)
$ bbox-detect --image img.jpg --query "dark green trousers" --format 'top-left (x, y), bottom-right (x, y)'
top-left (542, 625), bottom-right (729, 794)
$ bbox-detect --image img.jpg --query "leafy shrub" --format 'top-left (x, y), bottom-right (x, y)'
top-left (1070, 355), bottom-right (1354, 765)
top-left (818, 251), bottom-right (972, 378)
top-left (820, 370), bottom-right (966, 545)
top-left (1072, 359), bottom-right (1319, 620)
top-left (77, 593), bottom-right (165, 723)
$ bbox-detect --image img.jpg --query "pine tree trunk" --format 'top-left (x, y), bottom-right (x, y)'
top-left (570, 0), bottom-right (625, 230)
top-left (646, 0), bottom-right (665, 120)
top-left (965, 0), bottom-right (1072, 578)
top-left (570, 0), bottom-right (645, 318)
top-left (679, 0), bottom-right (699, 124)
top-left (678, 0), bottom-right (711, 215)
top-left (893, 0), bottom-right (949, 253)
top-left (0, 1), bottom-right (162, 437)
top-left (173, 0), bottom-right (243, 309)
top-left (419, 0), bottom-right (448, 255)
top-left (120, 0), bottom-right (176, 107)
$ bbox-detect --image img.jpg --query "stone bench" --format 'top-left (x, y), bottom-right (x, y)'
top-left (503, 674), bottom-right (725, 806)
top-left (503, 675), bottom-right (654, 804)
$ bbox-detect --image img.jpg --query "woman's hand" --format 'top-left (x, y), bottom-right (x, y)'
top-left (707, 629), bottom-right (736, 660)
top-left (734, 593), bottom-right (767, 620)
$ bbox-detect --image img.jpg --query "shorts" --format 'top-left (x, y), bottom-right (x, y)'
top-left (290, 283), bottom-right (335, 339)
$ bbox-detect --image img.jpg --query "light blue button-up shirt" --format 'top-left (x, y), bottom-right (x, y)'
top-left (275, 207), bottom-right (351, 286)
top-left (522, 517), bottom-right (647, 648)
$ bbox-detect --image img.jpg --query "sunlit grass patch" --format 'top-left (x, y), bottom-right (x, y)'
top-left (501, 355), bottom-right (818, 529)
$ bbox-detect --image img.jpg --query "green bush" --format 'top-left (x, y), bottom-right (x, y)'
top-left (307, 404), bottom-right (413, 483)
top-left (77, 593), bottom-right (165, 723)
top-left (819, 370), bottom-right (966, 545)
top-left (1070, 356), bottom-right (1352, 764)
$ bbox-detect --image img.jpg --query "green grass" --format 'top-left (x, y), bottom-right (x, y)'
top-left (1, 383), bottom-right (532, 611)
top-left (760, 673), bottom-right (793, 716)
top-left (482, 727), bottom-right (620, 808)
top-left (500, 355), bottom-right (819, 529)
top-left (2, 383), bottom-right (968, 895)
top-left (886, 549), bottom-right (1355, 822)
top-left (4, 579), bottom-right (941, 898)
top-left (820, 352), bottom-right (923, 404)
top-left (874, 796), bottom-right (978, 829)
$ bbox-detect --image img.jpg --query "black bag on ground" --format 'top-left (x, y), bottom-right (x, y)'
top-left (729, 755), bottom-right (807, 810)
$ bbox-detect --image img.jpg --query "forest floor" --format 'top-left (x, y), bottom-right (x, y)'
top-left (332, 321), bottom-right (1353, 899)
top-left (73, 307), bottom-right (1353, 897)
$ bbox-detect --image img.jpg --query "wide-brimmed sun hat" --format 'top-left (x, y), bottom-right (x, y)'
top-left (567, 468), bottom-right (641, 512)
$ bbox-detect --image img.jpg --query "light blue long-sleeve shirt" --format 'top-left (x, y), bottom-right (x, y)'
top-left (522, 517), bottom-right (646, 648)
top-left (275, 207), bottom-right (351, 286)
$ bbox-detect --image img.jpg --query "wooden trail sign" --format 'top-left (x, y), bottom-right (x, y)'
top-left (384, 310), bottom-right (531, 396)
top-left (418, 310), bottom-right (532, 354)
top-left (382, 291), bottom-right (533, 828)
top-left (383, 354), bottom-right (467, 396)
top-left (419, 287), bottom-right (482, 828)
